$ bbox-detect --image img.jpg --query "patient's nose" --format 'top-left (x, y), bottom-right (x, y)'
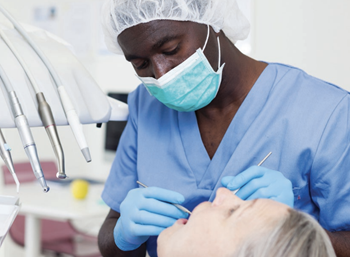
top-left (212, 187), bottom-right (243, 207)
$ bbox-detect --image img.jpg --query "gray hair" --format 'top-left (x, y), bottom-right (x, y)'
top-left (231, 209), bottom-right (336, 257)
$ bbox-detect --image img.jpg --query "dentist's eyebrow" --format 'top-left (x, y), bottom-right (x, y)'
top-left (125, 54), bottom-right (140, 62)
top-left (152, 34), bottom-right (179, 50)
top-left (124, 34), bottom-right (180, 61)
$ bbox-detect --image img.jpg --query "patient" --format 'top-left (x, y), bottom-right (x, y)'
top-left (157, 188), bottom-right (335, 257)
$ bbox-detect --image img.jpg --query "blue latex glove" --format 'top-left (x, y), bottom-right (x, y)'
top-left (114, 187), bottom-right (188, 251)
top-left (221, 166), bottom-right (294, 208)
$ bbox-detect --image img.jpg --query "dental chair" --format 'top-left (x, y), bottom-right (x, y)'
top-left (1, 161), bottom-right (101, 257)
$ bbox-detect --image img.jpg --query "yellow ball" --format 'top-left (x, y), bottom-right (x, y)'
top-left (71, 179), bottom-right (89, 200)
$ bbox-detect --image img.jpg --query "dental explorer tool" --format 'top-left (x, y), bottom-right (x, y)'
top-left (0, 4), bottom-right (91, 162)
top-left (232, 152), bottom-right (272, 195)
top-left (0, 128), bottom-right (20, 192)
top-left (0, 28), bottom-right (66, 179)
top-left (0, 66), bottom-right (49, 192)
top-left (136, 181), bottom-right (192, 215)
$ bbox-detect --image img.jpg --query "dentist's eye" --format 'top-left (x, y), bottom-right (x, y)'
top-left (135, 60), bottom-right (149, 70)
top-left (163, 46), bottom-right (179, 56)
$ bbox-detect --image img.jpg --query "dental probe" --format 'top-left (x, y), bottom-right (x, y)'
top-left (136, 181), bottom-right (192, 215)
top-left (0, 67), bottom-right (49, 192)
top-left (0, 128), bottom-right (20, 192)
top-left (0, 30), bottom-right (66, 179)
top-left (0, 4), bottom-right (91, 163)
top-left (232, 152), bottom-right (272, 195)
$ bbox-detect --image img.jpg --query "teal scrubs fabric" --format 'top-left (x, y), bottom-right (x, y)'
top-left (102, 63), bottom-right (350, 256)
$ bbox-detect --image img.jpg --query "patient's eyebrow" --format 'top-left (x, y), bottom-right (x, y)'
top-left (227, 204), bottom-right (240, 217)
top-left (249, 199), bottom-right (259, 208)
top-left (235, 199), bottom-right (259, 218)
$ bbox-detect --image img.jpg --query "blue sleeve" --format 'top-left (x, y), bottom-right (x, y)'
top-left (311, 94), bottom-right (350, 232)
top-left (101, 88), bottom-right (140, 212)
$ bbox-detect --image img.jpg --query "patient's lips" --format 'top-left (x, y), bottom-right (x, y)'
top-left (176, 218), bottom-right (188, 225)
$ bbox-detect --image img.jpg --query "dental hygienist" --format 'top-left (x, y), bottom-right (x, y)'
top-left (98, 0), bottom-right (350, 256)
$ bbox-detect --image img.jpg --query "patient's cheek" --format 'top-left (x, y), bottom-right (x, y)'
top-left (192, 201), bottom-right (211, 213)
top-left (157, 232), bottom-right (172, 257)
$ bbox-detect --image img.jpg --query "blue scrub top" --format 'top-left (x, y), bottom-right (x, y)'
top-left (102, 63), bottom-right (350, 257)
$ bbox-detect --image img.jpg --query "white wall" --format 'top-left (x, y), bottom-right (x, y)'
top-left (252, 0), bottom-right (350, 90)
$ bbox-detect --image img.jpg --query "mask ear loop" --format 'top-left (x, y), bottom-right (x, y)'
top-left (202, 25), bottom-right (210, 51)
top-left (217, 36), bottom-right (221, 69)
top-left (203, 25), bottom-right (222, 70)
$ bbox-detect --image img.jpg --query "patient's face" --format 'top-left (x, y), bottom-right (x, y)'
top-left (157, 188), bottom-right (289, 257)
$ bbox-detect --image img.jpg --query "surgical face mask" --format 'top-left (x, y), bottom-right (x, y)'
top-left (137, 25), bottom-right (225, 112)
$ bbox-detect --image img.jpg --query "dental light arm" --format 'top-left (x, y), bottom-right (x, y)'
top-left (0, 4), bottom-right (91, 163)
top-left (0, 128), bottom-right (19, 192)
top-left (0, 66), bottom-right (49, 192)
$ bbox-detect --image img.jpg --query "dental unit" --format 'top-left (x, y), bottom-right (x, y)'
top-left (0, 4), bottom-right (91, 163)
top-left (0, 28), bottom-right (66, 180)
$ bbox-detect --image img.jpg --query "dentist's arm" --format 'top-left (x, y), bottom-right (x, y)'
top-left (98, 209), bottom-right (146, 257)
top-left (325, 231), bottom-right (350, 257)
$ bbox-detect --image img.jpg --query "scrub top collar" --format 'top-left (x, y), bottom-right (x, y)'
top-left (178, 63), bottom-right (275, 189)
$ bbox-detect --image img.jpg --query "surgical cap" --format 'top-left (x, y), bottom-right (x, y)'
top-left (101, 0), bottom-right (250, 54)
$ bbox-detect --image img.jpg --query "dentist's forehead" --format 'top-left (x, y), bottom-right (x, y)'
top-left (118, 21), bottom-right (206, 56)
top-left (119, 21), bottom-right (182, 48)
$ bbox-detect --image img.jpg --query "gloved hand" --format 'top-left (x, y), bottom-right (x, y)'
top-left (114, 186), bottom-right (188, 251)
top-left (221, 166), bottom-right (294, 208)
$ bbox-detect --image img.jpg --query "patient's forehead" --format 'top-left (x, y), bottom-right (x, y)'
top-left (245, 198), bottom-right (289, 219)
top-left (256, 198), bottom-right (290, 211)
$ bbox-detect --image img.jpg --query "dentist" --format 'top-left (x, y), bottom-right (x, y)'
top-left (98, 1), bottom-right (350, 256)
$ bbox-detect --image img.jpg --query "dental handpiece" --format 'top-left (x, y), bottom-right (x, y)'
top-left (232, 152), bottom-right (272, 195)
top-left (9, 91), bottom-right (49, 192)
top-left (136, 181), bottom-right (192, 215)
top-left (57, 86), bottom-right (91, 162)
top-left (36, 93), bottom-right (66, 179)
top-left (0, 128), bottom-right (20, 192)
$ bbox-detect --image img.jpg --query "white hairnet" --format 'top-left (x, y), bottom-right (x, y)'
top-left (101, 0), bottom-right (250, 54)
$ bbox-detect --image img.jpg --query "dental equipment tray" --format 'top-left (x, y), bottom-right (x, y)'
top-left (0, 195), bottom-right (20, 247)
